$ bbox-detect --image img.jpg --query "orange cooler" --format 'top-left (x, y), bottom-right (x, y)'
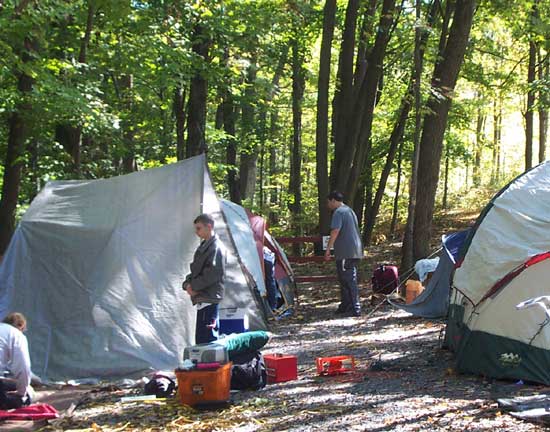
top-left (175, 362), bottom-right (232, 406)
top-left (405, 279), bottom-right (424, 304)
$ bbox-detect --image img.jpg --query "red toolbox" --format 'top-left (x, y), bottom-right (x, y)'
top-left (264, 354), bottom-right (298, 383)
top-left (175, 362), bottom-right (232, 406)
top-left (316, 355), bottom-right (356, 376)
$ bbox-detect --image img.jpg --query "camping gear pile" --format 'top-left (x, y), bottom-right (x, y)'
top-left (173, 331), bottom-right (270, 406)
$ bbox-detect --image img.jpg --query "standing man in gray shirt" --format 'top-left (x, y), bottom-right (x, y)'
top-left (324, 191), bottom-right (364, 316)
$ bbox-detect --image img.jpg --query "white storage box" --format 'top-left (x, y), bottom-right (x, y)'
top-left (183, 342), bottom-right (229, 364)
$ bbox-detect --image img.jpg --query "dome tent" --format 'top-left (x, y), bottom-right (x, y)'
top-left (446, 161), bottom-right (550, 384)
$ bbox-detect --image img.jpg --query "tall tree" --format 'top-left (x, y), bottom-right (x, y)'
top-left (333, 0), bottom-right (398, 202)
top-left (315, 0), bottom-right (337, 235)
top-left (412, 0), bottom-right (477, 260)
top-left (55, 2), bottom-right (96, 178)
top-left (539, 46), bottom-right (548, 163)
top-left (0, 5), bottom-right (35, 255)
top-left (289, 37), bottom-right (306, 249)
top-left (239, 56), bottom-right (259, 202)
top-left (186, 24), bottom-right (211, 158)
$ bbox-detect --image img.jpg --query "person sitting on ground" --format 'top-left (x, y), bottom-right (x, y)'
top-left (0, 312), bottom-right (33, 409)
top-left (183, 213), bottom-right (227, 344)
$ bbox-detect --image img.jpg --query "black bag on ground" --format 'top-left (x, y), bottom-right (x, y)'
top-left (144, 374), bottom-right (176, 398)
top-left (230, 351), bottom-right (267, 391)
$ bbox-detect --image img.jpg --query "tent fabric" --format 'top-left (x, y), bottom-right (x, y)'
top-left (453, 161), bottom-right (550, 305)
top-left (389, 230), bottom-right (469, 318)
top-left (219, 199), bottom-right (266, 297)
top-left (0, 155), bottom-right (267, 381)
top-left (447, 160), bottom-right (550, 385)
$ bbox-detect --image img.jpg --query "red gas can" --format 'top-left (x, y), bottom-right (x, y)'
top-left (264, 353), bottom-right (298, 383)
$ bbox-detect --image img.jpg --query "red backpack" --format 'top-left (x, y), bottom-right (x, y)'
top-left (371, 265), bottom-right (399, 294)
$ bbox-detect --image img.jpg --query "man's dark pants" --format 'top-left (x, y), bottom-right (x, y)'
top-left (336, 259), bottom-right (361, 314)
top-left (195, 303), bottom-right (219, 344)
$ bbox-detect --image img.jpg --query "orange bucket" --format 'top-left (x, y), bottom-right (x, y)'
top-left (405, 280), bottom-right (423, 304)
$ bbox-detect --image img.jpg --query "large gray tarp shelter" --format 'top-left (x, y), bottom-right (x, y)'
top-left (0, 154), bottom-right (267, 380)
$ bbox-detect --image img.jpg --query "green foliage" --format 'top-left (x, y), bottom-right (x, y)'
top-left (0, 0), bottom-right (547, 238)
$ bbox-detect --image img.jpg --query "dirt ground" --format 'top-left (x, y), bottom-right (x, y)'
top-left (3, 211), bottom-right (548, 431)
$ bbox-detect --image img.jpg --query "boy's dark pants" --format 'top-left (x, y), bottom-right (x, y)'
top-left (195, 303), bottom-right (219, 344)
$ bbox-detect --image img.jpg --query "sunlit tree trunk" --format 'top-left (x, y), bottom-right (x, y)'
top-left (473, 106), bottom-right (485, 187)
top-left (491, 96), bottom-right (502, 184)
top-left (525, 39), bottom-right (536, 170)
top-left (539, 46), bottom-right (548, 163)
top-left (525, 0), bottom-right (538, 170)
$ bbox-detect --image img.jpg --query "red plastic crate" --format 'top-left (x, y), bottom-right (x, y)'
top-left (316, 355), bottom-right (356, 376)
top-left (264, 354), bottom-right (298, 383)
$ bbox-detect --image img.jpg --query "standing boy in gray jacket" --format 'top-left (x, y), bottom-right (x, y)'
top-left (183, 213), bottom-right (226, 344)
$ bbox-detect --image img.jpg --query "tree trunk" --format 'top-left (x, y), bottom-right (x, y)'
top-left (174, 86), bottom-right (187, 161)
top-left (412, 0), bottom-right (477, 261)
top-left (352, 0), bottom-right (379, 93)
top-left (473, 107), bottom-right (485, 187)
top-left (239, 56), bottom-right (258, 203)
top-left (402, 0), bottom-right (440, 273)
top-left (443, 150), bottom-right (449, 209)
top-left (390, 140), bottom-right (403, 237)
top-left (316, 0), bottom-right (337, 235)
top-left (186, 24), bottom-right (210, 158)
top-left (55, 2), bottom-right (95, 178)
top-left (330, 0), bottom-right (360, 189)
top-left (260, 46), bottom-right (288, 210)
top-left (491, 97), bottom-right (502, 184)
top-left (339, 0), bottom-right (397, 202)
top-left (0, 46), bottom-right (34, 254)
top-left (525, 38), bottom-right (536, 170)
top-left (121, 74), bottom-right (136, 173)
top-left (539, 46), bottom-right (548, 163)
top-left (289, 38), bottom-right (306, 252)
top-left (269, 110), bottom-right (279, 226)
top-left (223, 90), bottom-right (240, 204)
top-left (363, 80), bottom-right (412, 245)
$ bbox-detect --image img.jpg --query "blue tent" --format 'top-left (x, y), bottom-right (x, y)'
top-left (390, 229), bottom-right (470, 318)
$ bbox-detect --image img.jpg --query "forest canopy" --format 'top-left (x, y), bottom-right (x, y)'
top-left (0, 0), bottom-right (548, 267)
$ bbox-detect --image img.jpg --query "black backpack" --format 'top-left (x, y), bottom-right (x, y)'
top-left (144, 374), bottom-right (176, 398)
top-left (230, 351), bottom-right (267, 391)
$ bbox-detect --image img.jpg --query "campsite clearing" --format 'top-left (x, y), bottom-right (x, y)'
top-left (29, 280), bottom-right (545, 431)
top-left (4, 208), bottom-right (546, 431)
top-left (26, 244), bottom-right (545, 431)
